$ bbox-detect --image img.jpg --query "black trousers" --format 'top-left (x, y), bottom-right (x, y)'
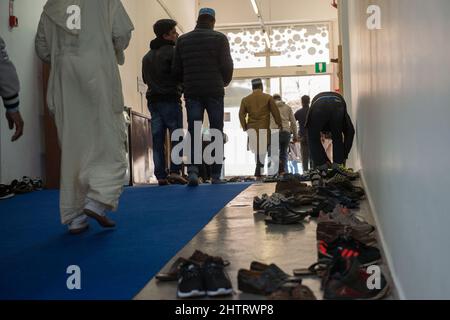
top-left (300, 136), bottom-right (312, 172)
top-left (307, 98), bottom-right (346, 167)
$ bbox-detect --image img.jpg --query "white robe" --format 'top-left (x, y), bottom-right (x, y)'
top-left (35, 0), bottom-right (134, 224)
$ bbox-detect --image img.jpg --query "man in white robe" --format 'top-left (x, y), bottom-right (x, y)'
top-left (35, 0), bottom-right (134, 234)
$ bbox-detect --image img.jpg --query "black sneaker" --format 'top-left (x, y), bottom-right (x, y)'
top-left (177, 262), bottom-right (206, 299)
top-left (323, 257), bottom-right (389, 300)
top-left (203, 259), bottom-right (233, 297)
top-left (311, 170), bottom-right (326, 187)
top-left (318, 236), bottom-right (381, 267)
top-left (0, 184), bottom-right (15, 200)
top-left (31, 178), bottom-right (43, 191)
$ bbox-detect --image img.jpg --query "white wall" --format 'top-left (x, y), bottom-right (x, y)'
top-left (0, 0), bottom-right (196, 184)
top-left (120, 0), bottom-right (196, 114)
top-left (341, 0), bottom-right (450, 299)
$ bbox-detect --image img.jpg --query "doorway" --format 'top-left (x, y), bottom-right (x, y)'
top-left (223, 75), bottom-right (331, 177)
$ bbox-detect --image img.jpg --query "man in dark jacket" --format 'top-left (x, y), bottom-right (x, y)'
top-left (306, 91), bottom-right (355, 171)
top-left (142, 19), bottom-right (187, 186)
top-left (294, 95), bottom-right (312, 172)
top-left (173, 8), bottom-right (234, 186)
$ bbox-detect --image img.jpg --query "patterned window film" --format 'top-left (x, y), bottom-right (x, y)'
top-left (221, 23), bottom-right (330, 69)
top-left (224, 28), bottom-right (266, 69)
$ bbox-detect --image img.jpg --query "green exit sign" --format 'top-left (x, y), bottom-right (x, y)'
top-left (315, 62), bottom-right (327, 73)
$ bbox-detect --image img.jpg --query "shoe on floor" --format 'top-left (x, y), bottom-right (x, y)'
top-left (203, 259), bottom-right (233, 297)
top-left (156, 257), bottom-right (188, 282)
top-left (68, 215), bottom-right (89, 235)
top-left (30, 177), bottom-right (43, 191)
top-left (318, 205), bottom-right (375, 235)
top-left (250, 262), bottom-right (302, 283)
top-left (318, 236), bottom-right (381, 267)
top-left (84, 199), bottom-right (116, 228)
top-left (10, 178), bottom-right (34, 194)
top-left (177, 262), bottom-right (206, 299)
top-left (211, 178), bottom-right (227, 185)
top-left (189, 250), bottom-right (230, 267)
top-left (158, 179), bottom-right (170, 186)
top-left (168, 174), bottom-right (188, 185)
top-left (268, 282), bottom-right (317, 300)
top-left (187, 172), bottom-right (199, 187)
top-left (317, 222), bottom-right (378, 246)
top-left (0, 184), bottom-right (15, 200)
top-left (323, 257), bottom-right (389, 300)
top-left (238, 267), bottom-right (294, 295)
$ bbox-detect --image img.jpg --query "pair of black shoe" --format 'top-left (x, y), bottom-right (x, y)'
top-left (265, 208), bottom-right (308, 225)
top-left (0, 177), bottom-right (42, 200)
top-left (177, 260), bottom-right (233, 299)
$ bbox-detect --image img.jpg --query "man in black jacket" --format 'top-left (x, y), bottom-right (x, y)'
top-left (142, 19), bottom-right (187, 186)
top-left (173, 8), bottom-right (234, 186)
top-left (306, 91), bottom-right (355, 170)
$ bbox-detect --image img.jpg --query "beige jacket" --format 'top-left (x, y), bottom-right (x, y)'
top-left (239, 90), bottom-right (282, 130)
top-left (270, 101), bottom-right (299, 140)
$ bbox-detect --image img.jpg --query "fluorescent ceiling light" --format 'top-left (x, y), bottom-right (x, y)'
top-left (250, 0), bottom-right (259, 15)
top-left (263, 30), bottom-right (271, 49)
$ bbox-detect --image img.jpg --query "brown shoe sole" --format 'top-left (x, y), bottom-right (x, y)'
top-left (84, 209), bottom-right (116, 228)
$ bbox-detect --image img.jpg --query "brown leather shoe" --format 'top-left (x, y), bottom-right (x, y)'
top-left (189, 250), bottom-right (230, 267)
top-left (84, 209), bottom-right (116, 228)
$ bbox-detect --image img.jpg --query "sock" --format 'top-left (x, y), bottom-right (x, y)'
top-left (84, 198), bottom-right (107, 217)
top-left (69, 214), bottom-right (88, 228)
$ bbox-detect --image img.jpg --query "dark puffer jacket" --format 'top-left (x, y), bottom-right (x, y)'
top-left (142, 38), bottom-right (182, 103)
top-left (172, 22), bottom-right (234, 98)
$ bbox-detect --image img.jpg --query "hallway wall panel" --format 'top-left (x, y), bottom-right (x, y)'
top-left (341, 0), bottom-right (450, 299)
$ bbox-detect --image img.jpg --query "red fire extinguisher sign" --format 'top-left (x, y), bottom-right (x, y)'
top-left (9, 0), bottom-right (19, 29)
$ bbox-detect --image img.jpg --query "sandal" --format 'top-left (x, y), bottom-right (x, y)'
top-left (293, 261), bottom-right (331, 277)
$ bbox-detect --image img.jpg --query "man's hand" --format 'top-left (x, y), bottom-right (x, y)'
top-left (6, 111), bottom-right (24, 142)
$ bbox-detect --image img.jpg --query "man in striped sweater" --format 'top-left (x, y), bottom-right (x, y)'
top-left (0, 36), bottom-right (24, 142)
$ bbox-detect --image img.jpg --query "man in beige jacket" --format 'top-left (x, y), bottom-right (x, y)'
top-left (270, 94), bottom-right (298, 174)
top-left (239, 79), bottom-right (282, 178)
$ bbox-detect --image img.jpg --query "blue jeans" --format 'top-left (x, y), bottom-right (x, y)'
top-left (185, 97), bottom-right (224, 180)
top-left (269, 130), bottom-right (291, 174)
top-left (148, 101), bottom-right (183, 180)
top-left (279, 130), bottom-right (292, 173)
top-left (288, 160), bottom-right (300, 174)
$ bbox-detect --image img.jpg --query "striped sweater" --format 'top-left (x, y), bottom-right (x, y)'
top-left (0, 36), bottom-right (20, 112)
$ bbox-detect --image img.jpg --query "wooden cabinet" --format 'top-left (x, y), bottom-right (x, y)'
top-left (127, 109), bottom-right (155, 185)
